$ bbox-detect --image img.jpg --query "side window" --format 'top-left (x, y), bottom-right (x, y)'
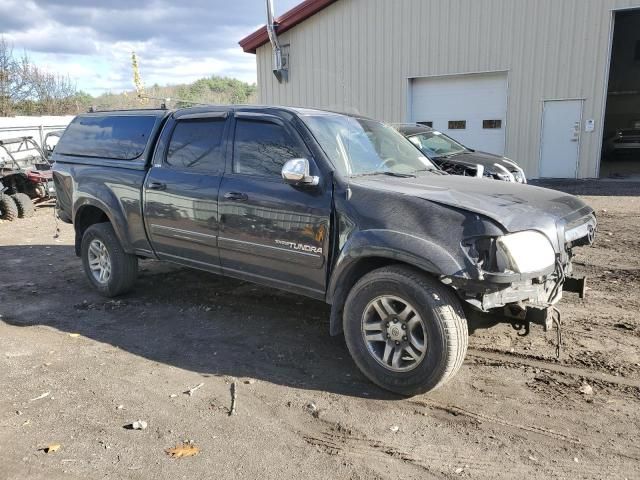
top-left (233, 119), bottom-right (306, 177)
top-left (56, 115), bottom-right (158, 160)
top-left (165, 119), bottom-right (226, 172)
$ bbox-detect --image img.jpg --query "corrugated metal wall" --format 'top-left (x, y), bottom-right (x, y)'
top-left (254, 0), bottom-right (640, 178)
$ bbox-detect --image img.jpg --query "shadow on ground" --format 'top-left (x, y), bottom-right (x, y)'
top-left (1, 244), bottom-right (407, 399)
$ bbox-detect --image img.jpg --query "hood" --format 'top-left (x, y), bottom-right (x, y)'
top-left (442, 150), bottom-right (521, 172)
top-left (350, 173), bottom-right (593, 236)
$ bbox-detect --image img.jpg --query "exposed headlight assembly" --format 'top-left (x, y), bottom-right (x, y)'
top-left (465, 231), bottom-right (556, 274)
top-left (496, 231), bottom-right (556, 273)
top-left (501, 158), bottom-right (527, 184)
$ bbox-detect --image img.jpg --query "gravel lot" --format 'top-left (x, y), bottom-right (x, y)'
top-left (1, 183), bottom-right (639, 479)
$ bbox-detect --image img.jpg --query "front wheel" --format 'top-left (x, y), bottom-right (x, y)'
top-left (343, 265), bottom-right (468, 396)
top-left (81, 223), bottom-right (138, 297)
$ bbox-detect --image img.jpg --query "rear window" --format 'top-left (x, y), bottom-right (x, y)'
top-left (56, 115), bottom-right (158, 160)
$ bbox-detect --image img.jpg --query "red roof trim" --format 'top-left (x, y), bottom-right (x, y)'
top-left (239, 0), bottom-right (338, 54)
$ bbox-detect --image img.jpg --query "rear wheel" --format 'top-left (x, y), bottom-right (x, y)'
top-left (81, 223), bottom-right (138, 297)
top-left (11, 193), bottom-right (35, 218)
top-left (0, 194), bottom-right (18, 221)
top-left (343, 265), bottom-right (468, 396)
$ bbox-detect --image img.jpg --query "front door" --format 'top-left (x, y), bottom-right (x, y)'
top-left (539, 100), bottom-right (583, 178)
top-left (218, 113), bottom-right (332, 298)
top-left (144, 113), bottom-right (229, 268)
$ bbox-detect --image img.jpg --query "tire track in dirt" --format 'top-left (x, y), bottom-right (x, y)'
top-left (300, 415), bottom-right (632, 479)
top-left (408, 399), bottom-right (640, 473)
top-left (410, 398), bottom-right (583, 444)
top-left (301, 422), bottom-right (442, 478)
top-left (300, 420), bottom-right (531, 478)
top-left (467, 348), bottom-right (640, 390)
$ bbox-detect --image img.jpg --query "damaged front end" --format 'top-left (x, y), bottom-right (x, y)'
top-left (444, 213), bottom-right (597, 356)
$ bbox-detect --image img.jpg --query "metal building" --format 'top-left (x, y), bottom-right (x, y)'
top-left (240, 0), bottom-right (640, 179)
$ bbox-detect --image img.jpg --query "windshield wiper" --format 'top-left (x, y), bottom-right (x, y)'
top-left (433, 152), bottom-right (461, 160)
top-left (353, 171), bottom-right (416, 178)
top-left (413, 168), bottom-right (444, 175)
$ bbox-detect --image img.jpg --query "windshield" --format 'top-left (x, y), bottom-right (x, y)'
top-left (407, 131), bottom-right (467, 158)
top-left (302, 114), bottom-right (437, 177)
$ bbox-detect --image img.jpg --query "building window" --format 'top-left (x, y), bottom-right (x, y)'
top-left (417, 121), bottom-right (433, 128)
top-left (448, 121), bottom-right (466, 130)
top-left (483, 119), bottom-right (503, 129)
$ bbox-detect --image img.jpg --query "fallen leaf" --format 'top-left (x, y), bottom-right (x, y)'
top-left (165, 443), bottom-right (200, 458)
top-left (45, 444), bottom-right (61, 453)
top-left (68, 333), bottom-right (81, 338)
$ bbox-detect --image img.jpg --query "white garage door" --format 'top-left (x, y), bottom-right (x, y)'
top-left (410, 72), bottom-right (508, 155)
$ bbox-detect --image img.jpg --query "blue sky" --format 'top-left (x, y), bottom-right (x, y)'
top-left (0, 0), bottom-right (300, 95)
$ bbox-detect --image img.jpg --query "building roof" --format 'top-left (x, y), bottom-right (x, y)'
top-left (239, 0), bottom-right (338, 54)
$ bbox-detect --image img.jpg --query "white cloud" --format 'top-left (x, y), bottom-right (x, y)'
top-left (0, 0), bottom-right (300, 94)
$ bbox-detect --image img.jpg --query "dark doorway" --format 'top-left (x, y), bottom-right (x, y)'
top-left (601, 9), bottom-right (640, 178)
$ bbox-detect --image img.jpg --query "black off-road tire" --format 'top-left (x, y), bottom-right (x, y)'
top-left (0, 194), bottom-right (19, 221)
top-left (343, 265), bottom-right (468, 396)
top-left (11, 193), bottom-right (35, 218)
top-left (81, 222), bottom-right (138, 297)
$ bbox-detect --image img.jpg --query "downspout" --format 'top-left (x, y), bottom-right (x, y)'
top-left (266, 0), bottom-right (288, 82)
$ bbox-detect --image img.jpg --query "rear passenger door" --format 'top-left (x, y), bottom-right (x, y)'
top-left (218, 112), bottom-right (331, 298)
top-left (144, 112), bottom-right (229, 269)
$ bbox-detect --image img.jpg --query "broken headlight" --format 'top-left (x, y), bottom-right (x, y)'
top-left (465, 231), bottom-right (556, 274)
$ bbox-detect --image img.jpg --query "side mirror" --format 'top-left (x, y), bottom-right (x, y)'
top-left (281, 158), bottom-right (319, 186)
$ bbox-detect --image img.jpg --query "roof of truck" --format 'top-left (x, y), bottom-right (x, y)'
top-left (83, 108), bottom-right (169, 115)
top-left (81, 105), bottom-right (373, 122)
top-left (172, 104), bottom-right (370, 119)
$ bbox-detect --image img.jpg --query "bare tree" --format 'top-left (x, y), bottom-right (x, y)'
top-left (0, 37), bottom-right (34, 116)
top-left (0, 36), bottom-right (82, 116)
top-left (28, 66), bottom-right (77, 115)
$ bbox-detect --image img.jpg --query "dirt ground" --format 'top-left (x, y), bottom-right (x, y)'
top-left (1, 182), bottom-right (639, 479)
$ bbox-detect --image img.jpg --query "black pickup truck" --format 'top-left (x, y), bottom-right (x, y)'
top-left (53, 106), bottom-right (596, 395)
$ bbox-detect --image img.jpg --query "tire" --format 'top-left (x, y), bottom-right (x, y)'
top-left (11, 193), bottom-right (35, 218)
top-left (81, 222), bottom-right (138, 297)
top-left (0, 194), bottom-right (19, 221)
top-left (343, 265), bottom-right (468, 396)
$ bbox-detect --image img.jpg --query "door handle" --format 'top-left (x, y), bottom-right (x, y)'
top-left (224, 192), bottom-right (248, 201)
top-left (148, 181), bottom-right (166, 191)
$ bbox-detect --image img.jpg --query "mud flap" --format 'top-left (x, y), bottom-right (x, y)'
top-left (521, 307), bottom-right (562, 359)
top-left (563, 276), bottom-right (587, 299)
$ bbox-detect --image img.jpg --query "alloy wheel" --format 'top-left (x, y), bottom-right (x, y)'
top-left (361, 295), bottom-right (427, 372)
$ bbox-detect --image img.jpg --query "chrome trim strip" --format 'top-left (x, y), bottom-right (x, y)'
top-left (159, 252), bottom-right (221, 269)
top-left (150, 224), bottom-right (217, 245)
